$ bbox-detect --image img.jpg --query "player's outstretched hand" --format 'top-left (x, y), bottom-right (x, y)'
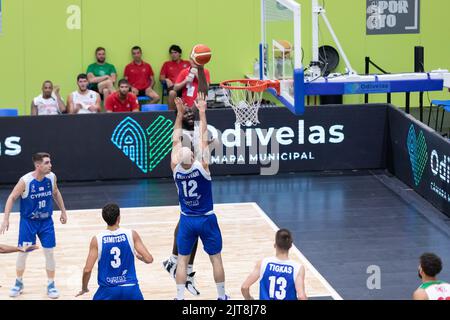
top-left (76, 288), bottom-right (89, 297)
top-left (174, 97), bottom-right (185, 114)
top-left (0, 220), bottom-right (9, 235)
top-left (19, 244), bottom-right (39, 253)
top-left (194, 92), bottom-right (207, 112)
top-left (60, 211), bottom-right (68, 225)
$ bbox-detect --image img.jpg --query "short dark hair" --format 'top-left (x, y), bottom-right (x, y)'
top-left (169, 45), bottom-right (182, 54)
top-left (102, 203), bottom-right (120, 226)
top-left (42, 80), bottom-right (53, 87)
top-left (32, 152), bottom-right (50, 164)
top-left (275, 229), bottom-right (293, 251)
top-left (77, 73), bottom-right (88, 81)
top-left (420, 253), bottom-right (443, 277)
top-left (95, 47), bottom-right (106, 54)
top-left (118, 79), bottom-right (129, 87)
top-left (132, 46), bottom-right (142, 53)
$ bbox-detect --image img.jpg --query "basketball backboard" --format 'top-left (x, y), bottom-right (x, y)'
top-left (261, 0), bottom-right (304, 115)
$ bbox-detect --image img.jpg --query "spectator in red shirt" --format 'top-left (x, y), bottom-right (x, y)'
top-left (124, 46), bottom-right (160, 104)
top-left (173, 59), bottom-right (210, 108)
top-left (105, 79), bottom-right (140, 113)
top-left (160, 45), bottom-right (190, 110)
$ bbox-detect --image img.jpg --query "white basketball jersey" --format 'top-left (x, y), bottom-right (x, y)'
top-left (33, 94), bottom-right (61, 115)
top-left (182, 123), bottom-right (216, 159)
top-left (420, 281), bottom-right (450, 300)
top-left (71, 90), bottom-right (98, 114)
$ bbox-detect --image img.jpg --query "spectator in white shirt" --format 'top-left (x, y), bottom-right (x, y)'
top-left (31, 81), bottom-right (66, 116)
top-left (67, 74), bottom-right (102, 114)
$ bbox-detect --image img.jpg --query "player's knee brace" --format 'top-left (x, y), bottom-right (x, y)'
top-left (43, 248), bottom-right (56, 271)
top-left (16, 252), bottom-right (29, 271)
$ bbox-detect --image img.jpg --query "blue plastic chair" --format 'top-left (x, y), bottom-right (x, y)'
top-left (428, 100), bottom-right (450, 132)
top-left (0, 109), bottom-right (19, 117)
top-left (141, 104), bottom-right (169, 112)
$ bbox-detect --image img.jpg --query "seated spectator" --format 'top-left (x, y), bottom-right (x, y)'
top-left (87, 47), bottom-right (117, 102)
top-left (160, 45), bottom-right (190, 109)
top-left (67, 74), bottom-right (102, 114)
top-left (124, 46), bottom-right (159, 104)
top-left (105, 79), bottom-right (140, 113)
top-left (173, 59), bottom-right (210, 109)
top-left (31, 80), bottom-right (66, 116)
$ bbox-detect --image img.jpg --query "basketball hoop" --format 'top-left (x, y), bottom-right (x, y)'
top-left (220, 79), bottom-right (280, 127)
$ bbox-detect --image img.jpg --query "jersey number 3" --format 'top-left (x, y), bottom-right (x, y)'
top-left (181, 180), bottom-right (198, 198)
top-left (268, 276), bottom-right (287, 300)
top-left (110, 247), bottom-right (121, 269)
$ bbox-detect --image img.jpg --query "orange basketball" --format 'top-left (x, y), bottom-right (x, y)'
top-left (190, 44), bottom-right (212, 66)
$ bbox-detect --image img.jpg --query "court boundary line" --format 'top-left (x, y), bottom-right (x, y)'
top-left (250, 202), bottom-right (343, 300)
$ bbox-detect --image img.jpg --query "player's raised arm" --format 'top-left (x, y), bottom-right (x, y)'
top-left (295, 265), bottom-right (308, 300)
top-left (0, 179), bottom-right (26, 235)
top-left (241, 260), bottom-right (262, 300)
top-left (171, 97), bottom-right (185, 171)
top-left (132, 230), bottom-right (154, 264)
top-left (196, 64), bottom-right (209, 95)
top-left (194, 92), bottom-right (209, 171)
top-left (52, 175), bottom-right (67, 224)
top-left (76, 236), bottom-right (98, 297)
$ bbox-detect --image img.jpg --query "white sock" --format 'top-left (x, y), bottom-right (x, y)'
top-left (216, 282), bottom-right (226, 299)
top-left (17, 277), bottom-right (23, 282)
top-left (187, 264), bottom-right (194, 275)
top-left (48, 279), bottom-right (54, 284)
top-left (170, 255), bottom-right (178, 264)
top-left (177, 284), bottom-right (185, 300)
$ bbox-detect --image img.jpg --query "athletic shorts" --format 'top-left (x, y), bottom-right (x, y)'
top-left (18, 217), bottom-right (56, 249)
top-left (177, 213), bottom-right (223, 256)
top-left (93, 284), bottom-right (144, 300)
top-left (137, 89), bottom-right (147, 97)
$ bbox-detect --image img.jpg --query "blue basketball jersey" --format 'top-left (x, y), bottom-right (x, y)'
top-left (20, 172), bottom-right (55, 220)
top-left (174, 161), bottom-right (214, 216)
top-left (96, 228), bottom-right (139, 287)
top-left (259, 257), bottom-right (300, 300)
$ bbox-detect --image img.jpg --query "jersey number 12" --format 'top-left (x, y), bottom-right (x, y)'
top-left (181, 180), bottom-right (198, 198)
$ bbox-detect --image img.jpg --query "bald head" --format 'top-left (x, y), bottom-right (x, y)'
top-left (179, 147), bottom-right (194, 167)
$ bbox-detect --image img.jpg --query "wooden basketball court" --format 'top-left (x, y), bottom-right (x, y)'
top-left (0, 203), bottom-right (341, 300)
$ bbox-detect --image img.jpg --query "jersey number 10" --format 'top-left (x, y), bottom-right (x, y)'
top-left (38, 200), bottom-right (46, 209)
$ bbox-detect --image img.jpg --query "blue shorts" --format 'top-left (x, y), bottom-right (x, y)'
top-left (177, 213), bottom-right (223, 256)
top-left (93, 285), bottom-right (144, 300)
top-left (18, 217), bottom-right (55, 249)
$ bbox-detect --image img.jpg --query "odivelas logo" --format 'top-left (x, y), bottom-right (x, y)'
top-left (0, 137), bottom-right (21, 156)
top-left (407, 125), bottom-right (428, 186)
top-left (111, 116), bottom-right (173, 173)
top-left (208, 121), bottom-right (345, 164)
top-left (111, 115), bottom-right (346, 172)
top-left (407, 124), bottom-right (450, 201)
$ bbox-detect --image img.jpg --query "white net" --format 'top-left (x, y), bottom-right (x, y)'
top-left (222, 81), bottom-right (265, 127)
